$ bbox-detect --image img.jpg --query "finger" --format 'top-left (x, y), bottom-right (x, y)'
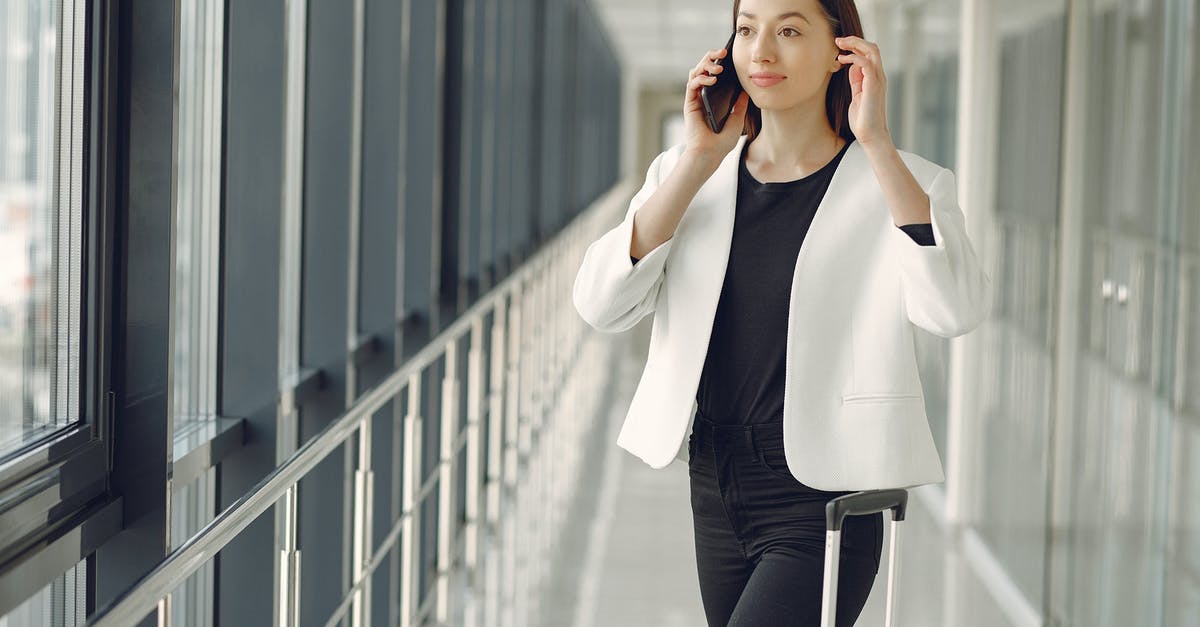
top-left (835, 36), bottom-right (879, 59)
top-left (836, 52), bottom-right (868, 67)
top-left (700, 48), bottom-right (725, 64)
top-left (692, 59), bottom-right (722, 77)
top-left (836, 52), bottom-right (879, 77)
top-left (687, 74), bottom-right (718, 94)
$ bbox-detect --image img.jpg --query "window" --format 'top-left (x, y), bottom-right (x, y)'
top-left (0, 0), bottom-right (86, 457)
top-left (0, 560), bottom-right (86, 627)
top-left (0, 1), bottom-right (118, 620)
top-left (167, 0), bottom-right (226, 624)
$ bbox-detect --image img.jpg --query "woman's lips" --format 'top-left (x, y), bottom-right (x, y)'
top-left (750, 74), bottom-right (785, 87)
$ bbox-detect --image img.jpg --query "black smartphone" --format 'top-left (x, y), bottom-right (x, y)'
top-left (700, 32), bottom-right (743, 134)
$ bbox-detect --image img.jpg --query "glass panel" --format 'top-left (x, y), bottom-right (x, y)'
top-left (171, 0), bottom-right (224, 433)
top-left (168, 0), bottom-right (225, 624)
top-left (966, 3), bottom-right (1067, 616)
top-left (1159, 0), bottom-right (1199, 622)
top-left (0, 559), bottom-right (86, 627)
top-left (0, 0), bottom-right (85, 455)
top-left (1054, 0), bottom-right (1187, 624)
top-left (170, 468), bottom-right (216, 627)
top-left (913, 53), bottom-right (957, 170)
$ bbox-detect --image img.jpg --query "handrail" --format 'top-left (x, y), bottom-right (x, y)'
top-left (86, 180), bottom-right (634, 627)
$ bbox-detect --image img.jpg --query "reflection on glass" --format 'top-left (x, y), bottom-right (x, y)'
top-left (959, 2), bottom-right (1066, 620)
top-left (171, 0), bottom-right (223, 432)
top-left (168, 0), bottom-right (224, 624)
top-left (1167, 15), bottom-right (1200, 623)
top-left (0, 0), bottom-right (83, 456)
top-left (171, 468), bottom-right (216, 627)
top-left (0, 558), bottom-right (86, 626)
top-left (1059, 0), bottom-right (1191, 624)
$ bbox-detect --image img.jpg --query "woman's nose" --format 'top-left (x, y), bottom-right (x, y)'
top-left (751, 39), bottom-right (774, 64)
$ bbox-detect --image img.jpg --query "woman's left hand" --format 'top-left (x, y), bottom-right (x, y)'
top-left (835, 35), bottom-right (891, 148)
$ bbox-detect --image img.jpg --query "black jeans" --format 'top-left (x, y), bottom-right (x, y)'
top-left (688, 411), bottom-right (882, 626)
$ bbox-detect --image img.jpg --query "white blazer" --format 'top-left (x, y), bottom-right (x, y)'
top-left (572, 135), bottom-right (991, 491)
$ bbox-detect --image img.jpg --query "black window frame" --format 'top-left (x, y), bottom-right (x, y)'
top-left (0, 0), bottom-right (123, 616)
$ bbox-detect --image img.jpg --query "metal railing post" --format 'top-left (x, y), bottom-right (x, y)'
top-left (398, 374), bottom-right (423, 627)
top-left (463, 316), bottom-right (485, 626)
top-left (436, 341), bottom-right (460, 624)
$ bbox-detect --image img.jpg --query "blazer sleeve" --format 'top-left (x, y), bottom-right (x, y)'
top-left (887, 167), bottom-right (993, 338)
top-left (572, 148), bottom-right (676, 333)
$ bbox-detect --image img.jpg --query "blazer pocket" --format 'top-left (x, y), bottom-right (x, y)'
top-left (841, 392), bottom-right (923, 404)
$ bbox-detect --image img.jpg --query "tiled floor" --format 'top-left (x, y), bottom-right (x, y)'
top-left (535, 319), bottom-right (708, 627)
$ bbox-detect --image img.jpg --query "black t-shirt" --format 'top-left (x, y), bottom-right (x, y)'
top-left (628, 139), bottom-right (935, 426)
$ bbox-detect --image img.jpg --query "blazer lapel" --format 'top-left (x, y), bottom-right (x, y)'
top-left (662, 136), bottom-right (869, 439)
top-left (667, 134), bottom-right (746, 342)
top-left (782, 140), bottom-right (873, 439)
top-left (785, 139), bottom-right (873, 350)
top-left (672, 136), bottom-right (869, 368)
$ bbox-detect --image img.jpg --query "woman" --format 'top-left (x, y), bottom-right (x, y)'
top-left (573, 0), bottom-right (990, 624)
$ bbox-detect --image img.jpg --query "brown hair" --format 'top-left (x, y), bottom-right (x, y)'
top-left (731, 0), bottom-right (864, 143)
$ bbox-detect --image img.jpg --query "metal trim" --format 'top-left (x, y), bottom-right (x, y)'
top-left (289, 367), bottom-right (326, 411)
top-left (0, 497), bottom-right (121, 618)
top-left (350, 333), bottom-right (380, 368)
top-left (169, 417), bottom-right (246, 490)
top-left (0, 427), bottom-right (95, 493)
top-left (275, 0), bottom-right (309, 623)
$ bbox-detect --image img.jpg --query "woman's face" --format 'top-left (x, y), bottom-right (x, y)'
top-left (732, 0), bottom-right (842, 112)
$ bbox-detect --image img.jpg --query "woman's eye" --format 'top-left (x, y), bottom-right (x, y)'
top-left (736, 25), bottom-right (798, 37)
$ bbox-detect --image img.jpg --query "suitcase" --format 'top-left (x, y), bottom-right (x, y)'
top-left (820, 489), bottom-right (908, 627)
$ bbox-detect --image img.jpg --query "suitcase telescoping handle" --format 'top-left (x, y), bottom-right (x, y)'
top-left (820, 489), bottom-right (909, 627)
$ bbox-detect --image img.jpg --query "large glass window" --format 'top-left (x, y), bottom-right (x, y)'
top-left (171, 0), bottom-right (223, 439)
top-left (979, 7), bottom-right (1066, 603)
top-left (168, 0), bottom-right (225, 624)
top-left (1053, 0), bottom-right (1193, 624)
top-left (0, 0), bottom-right (86, 456)
top-left (0, 560), bottom-right (86, 627)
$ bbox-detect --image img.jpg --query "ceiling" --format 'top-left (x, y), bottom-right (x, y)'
top-left (592, 0), bottom-right (736, 85)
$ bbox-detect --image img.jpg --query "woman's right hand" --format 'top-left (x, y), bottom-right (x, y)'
top-left (683, 47), bottom-right (750, 165)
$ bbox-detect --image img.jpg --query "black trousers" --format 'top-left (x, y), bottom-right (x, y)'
top-left (688, 411), bottom-right (882, 626)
